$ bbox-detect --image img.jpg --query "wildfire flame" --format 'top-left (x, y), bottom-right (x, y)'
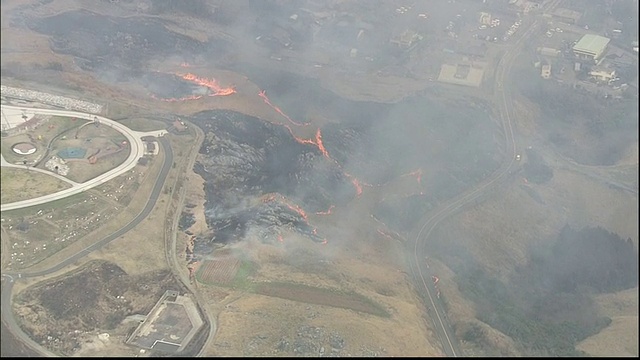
top-left (259, 90), bottom-right (310, 126)
top-left (262, 96), bottom-right (366, 197)
top-left (180, 62), bottom-right (191, 68)
top-left (316, 205), bottom-right (335, 215)
top-left (181, 73), bottom-right (237, 96)
top-left (344, 172), bottom-right (363, 196)
top-left (150, 71), bottom-right (236, 102)
top-left (314, 128), bottom-right (329, 158)
top-left (278, 234), bottom-right (284, 243)
top-left (262, 193), bottom-right (308, 220)
top-left (402, 168), bottom-right (423, 185)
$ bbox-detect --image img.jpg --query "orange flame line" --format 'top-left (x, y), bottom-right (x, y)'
top-left (181, 72), bottom-right (236, 96)
top-left (259, 90), bottom-right (310, 126)
top-left (316, 205), bottom-right (335, 215)
top-left (401, 168), bottom-right (423, 185)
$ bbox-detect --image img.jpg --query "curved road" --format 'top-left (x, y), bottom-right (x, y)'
top-left (1, 136), bottom-right (173, 357)
top-left (0, 105), bottom-right (166, 211)
top-left (405, 1), bottom-right (565, 355)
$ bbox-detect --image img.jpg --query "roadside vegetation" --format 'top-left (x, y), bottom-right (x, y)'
top-left (515, 65), bottom-right (638, 166)
top-left (456, 225), bottom-right (638, 356)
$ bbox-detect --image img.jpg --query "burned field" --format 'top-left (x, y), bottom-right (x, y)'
top-left (13, 261), bottom-right (184, 356)
top-left (188, 76), bottom-right (502, 253)
top-left (22, 9), bottom-right (227, 72)
top-left (190, 110), bottom-right (356, 255)
top-left (141, 72), bottom-right (210, 101)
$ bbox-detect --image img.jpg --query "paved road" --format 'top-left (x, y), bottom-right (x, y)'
top-left (0, 105), bottom-right (166, 211)
top-left (405, 0), bottom-right (565, 355)
top-left (1, 136), bottom-right (173, 357)
top-left (0, 154), bottom-right (79, 185)
top-left (533, 141), bottom-right (638, 195)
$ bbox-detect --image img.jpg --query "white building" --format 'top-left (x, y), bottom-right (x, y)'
top-left (541, 64), bottom-right (551, 79)
top-left (573, 34), bottom-right (610, 64)
top-left (589, 68), bottom-right (616, 82)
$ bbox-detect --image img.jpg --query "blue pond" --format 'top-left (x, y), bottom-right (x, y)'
top-left (57, 147), bottom-right (87, 159)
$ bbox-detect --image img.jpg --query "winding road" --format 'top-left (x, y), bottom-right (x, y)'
top-left (0, 104), bottom-right (166, 211)
top-left (1, 136), bottom-right (173, 357)
top-left (405, 0), bottom-right (565, 356)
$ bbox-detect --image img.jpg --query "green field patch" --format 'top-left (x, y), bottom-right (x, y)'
top-left (254, 281), bottom-right (390, 317)
top-left (196, 258), bottom-right (255, 290)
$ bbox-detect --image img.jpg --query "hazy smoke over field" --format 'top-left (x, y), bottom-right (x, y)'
top-left (5, 0), bottom-right (638, 356)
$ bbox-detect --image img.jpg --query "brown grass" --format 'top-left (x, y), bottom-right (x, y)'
top-left (116, 118), bottom-right (166, 132)
top-left (254, 281), bottom-right (389, 317)
top-left (577, 316), bottom-right (638, 357)
top-left (0, 167), bottom-right (72, 203)
top-left (24, 148), bottom-right (165, 274)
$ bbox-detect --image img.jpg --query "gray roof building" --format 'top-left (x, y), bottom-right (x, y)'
top-left (573, 34), bottom-right (610, 61)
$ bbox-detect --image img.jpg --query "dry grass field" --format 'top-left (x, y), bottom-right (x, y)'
top-left (0, 168), bottom-right (71, 203)
top-left (2, 0), bottom-right (636, 357)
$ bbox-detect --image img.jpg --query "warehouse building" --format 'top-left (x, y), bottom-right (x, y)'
top-left (573, 34), bottom-right (610, 64)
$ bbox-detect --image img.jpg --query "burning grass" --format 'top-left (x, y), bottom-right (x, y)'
top-left (143, 71), bottom-right (235, 102)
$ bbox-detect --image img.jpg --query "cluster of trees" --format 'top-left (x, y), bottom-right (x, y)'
top-left (456, 225), bottom-right (637, 356)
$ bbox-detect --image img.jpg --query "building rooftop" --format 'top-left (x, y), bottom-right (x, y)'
top-left (573, 34), bottom-right (610, 56)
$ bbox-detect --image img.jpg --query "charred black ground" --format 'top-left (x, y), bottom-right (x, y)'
top-left (190, 110), bottom-right (355, 254)
top-left (188, 75), bottom-right (501, 257)
top-left (141, 72), bottom-right (209, 100)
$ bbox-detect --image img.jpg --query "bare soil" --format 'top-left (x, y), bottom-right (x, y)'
top-left (13, 260), bottom-right (183, 356)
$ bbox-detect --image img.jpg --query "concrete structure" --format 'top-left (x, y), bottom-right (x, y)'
top-left (538, 47), bottom-right (560, 57)
top-left (172, 119), bottom-right (187, 132)
top-left (589, 67), bottom-right (616, 82)
top-left (478, 12), bottom-right (491, 25)
top-left (551, 8), bottom-right (582, 24)
top-left (437, 62), bottom-right (486, 87)
top-left (573, 34), bottom-right (610, 63)
top-left (390, 29), bottom-right (420, 49)
top-left (126, 290), bottom-right (204, 354)
top-left (12, 143), bottom-right (36, 155)
top-left (541, 64), bottom-right (552, 79)
top-left (145, 141), bottom-right (159, 156)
